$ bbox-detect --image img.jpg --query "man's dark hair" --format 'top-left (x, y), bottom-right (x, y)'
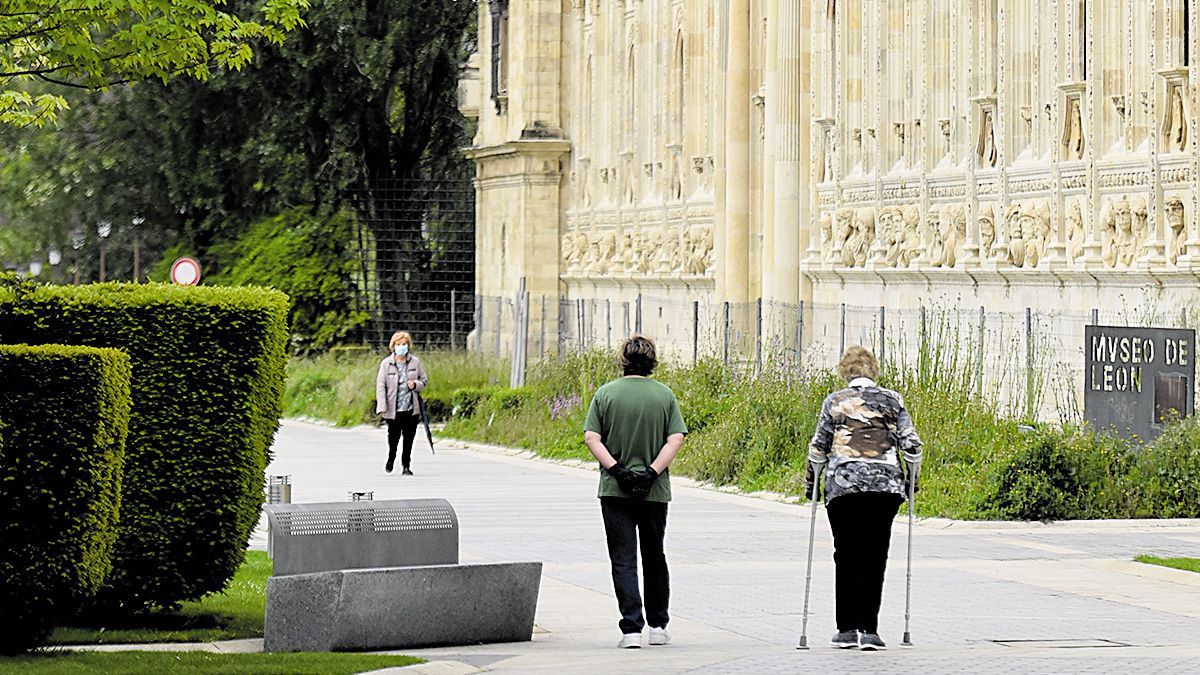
top-left (619, 334), bottom-right (658, 376)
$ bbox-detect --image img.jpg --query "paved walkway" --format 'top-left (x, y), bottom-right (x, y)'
top-left (262, 420), bottom-right (1200, 674)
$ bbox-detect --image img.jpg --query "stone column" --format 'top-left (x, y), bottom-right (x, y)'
top-left (720, 0), bottom-right (752, 303)
top-left (772, 0), bottom-right (805, 304)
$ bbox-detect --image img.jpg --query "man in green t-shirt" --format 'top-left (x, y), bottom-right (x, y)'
top-left (583, 335), bottom-right (688, 649)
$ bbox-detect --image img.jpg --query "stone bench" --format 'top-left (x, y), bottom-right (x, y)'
top-left (264, 562), bottom-right (542, 652)
top-left (262, 499), bottom-right (541, 652)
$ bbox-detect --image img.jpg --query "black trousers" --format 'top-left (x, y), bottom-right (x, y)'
top-left (600, 497), bottom-right (670, 634)
top-left (385, 413), bottom-right (420, 469)
top-left (826, 491), bottom-right (903, 634)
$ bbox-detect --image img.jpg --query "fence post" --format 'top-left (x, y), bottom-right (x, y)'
top-left (839, 302), bottom-right (846, 356)
top-left (606, 299), bottom-right (612, 349)
top-left (755, 298), bottom-right (763, 374)
top-left (474, 294), bottom-right (483, 356)
top-left (1091, 307), bottom-right (1099, 326)
top-left (636, 293), bottom-right (643, 333)
top-left (722, 301), bottom-right (731, 363)
top-left (557, 298), bottom-right (566, 356)
top-left (450, 289), bottom-right (457, 349)
top-left (577, 299), bottom-right (585, 352)
top-left (510, 284), bottom-right (529, 388)
top-left (1025, 307), bottom-right (1034, 420)
top-left (878, 306), bottom-right (886, 370)
top-left (918, 305), bottom-right (927, 381)
top-left (494, 297), bottom-right (502, 355)
top-left (692, 300), bottom-right (700, 365)
top-left (539, 296), bottom-right (547, 360)
top-left (796, 300), bottom-right (805, 358)
top-left (976, 305), bottom-right (985, 397)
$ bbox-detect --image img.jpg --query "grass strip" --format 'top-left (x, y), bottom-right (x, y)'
top-left (0, 651), bottom-right (421, 675)
top-left (1135, 555), bottom-right (1200, 573)
top-left (50, 552), bottom-right (271, 645)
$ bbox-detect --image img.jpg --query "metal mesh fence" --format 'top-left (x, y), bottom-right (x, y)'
top-left (479, 293), bottom-right (1198, 423)
top-left (349, 178), bottom-right (475, 349)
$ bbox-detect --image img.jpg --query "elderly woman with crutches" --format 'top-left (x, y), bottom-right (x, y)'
top-left (802, 345), bottom-right (922, 651)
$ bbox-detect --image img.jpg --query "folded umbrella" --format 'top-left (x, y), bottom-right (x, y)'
top-left (416, 392), bottom-right (435, 455)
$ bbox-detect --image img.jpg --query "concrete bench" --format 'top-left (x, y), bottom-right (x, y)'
top-left (264, 499), bottom-right (459, 575)
top-left (262, 499), bottom-right (541, 652)
top-left (264, 562), bottom-right (542, 652)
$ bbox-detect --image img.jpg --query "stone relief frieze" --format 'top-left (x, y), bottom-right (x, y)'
top-left (1097, 171), bottom-right (1149, 189)
top-left (978, 204), bottom-right (998, 260)
top-left (1060, 174), bottom-right (1088, 190)
top-left (684, 224), bottom-right (714, 275)
top-left (1162, 167), bottom-right (1191, 185)
top-left (928, 204), bottom-right (967, 268)
top-left (1008, 178), bottom-right (1053, 194)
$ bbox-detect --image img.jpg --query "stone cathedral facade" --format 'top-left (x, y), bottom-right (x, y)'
top-left (467, 1), bottom-right (1200, 353)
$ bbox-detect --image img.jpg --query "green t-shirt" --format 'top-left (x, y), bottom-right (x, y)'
top-left (584, 376), bottom-right (688, 502)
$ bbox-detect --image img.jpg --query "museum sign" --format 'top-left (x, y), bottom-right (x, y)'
top-left (1084, 325), bottom-right (1195, 441)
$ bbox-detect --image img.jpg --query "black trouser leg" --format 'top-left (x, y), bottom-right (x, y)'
top-left (601, 497), bottom-right (646, 634)
top-left (637, 501), bottom-right (670, 629)
top-left (399, 413), bottom-right (419, 468)
top-left (827, 492), bottom-right (902, 633)
top-left (385, 417), bottom-right (402, 468)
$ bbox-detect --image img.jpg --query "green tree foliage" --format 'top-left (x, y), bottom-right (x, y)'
top-left (2, 0), bottom-right (476, 349)
top-left (0, 0), bottom-right (308, 127)
top-left (206, 207), bottom-right (369, 355)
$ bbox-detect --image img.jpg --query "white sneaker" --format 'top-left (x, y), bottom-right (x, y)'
top-left (648, 627), bottom-right (671, 645)
top-left (618, 632), bottom-right (642, 648)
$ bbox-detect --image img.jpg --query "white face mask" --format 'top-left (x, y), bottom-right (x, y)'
top-left (394, 344), bottom-right (409, 357)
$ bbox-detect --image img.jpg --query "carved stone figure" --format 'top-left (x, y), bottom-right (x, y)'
top-left (978, 205), bottom-right (997, 259)
top-left (1065, 199), bottom-right (1085, 262)
top-left (589, 231), bottom-right (616, 274)
top-left (654, 227), bottom-right (680, 273)
top-left (686, 222), bottom-right (710, 271)
top-left (939, 204), bottom-right (967, 268)
top-left (897, 204), bottom-right (922, 267)
top-left (841, 207), bottom-right (875, 267)
top-left (565, 231), bottom-right (589, 272)
top-left (1166, 195), bottom-right (1187, 264)
top-left (926, 206), bottom-right (946, 268)
top-left (624, 229), bottom-right (643, 271)
top-left (1023, 201), bottom-right (1051, 268)
top-left (819, 211), bottom-right (834, 262)
top-left (834, 207), bottom-right (854, 264)
top-left (1007, 204), bottom-right (1027, 267)
top-left (1103, 197), bottom-right (1135, 267)
top-left (1165, 83), bottom-right (1188, 152)
top-left (635, 230), bottom-right (655, 274)
top-left (1130, 195), bottom-right (1149, 259)
top-left (873, 206), bottom-right (898, 263)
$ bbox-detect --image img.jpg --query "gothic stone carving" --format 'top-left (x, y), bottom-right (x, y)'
top-left (565, 230), bottom-right (590, 272)
top-left (1166, 195), bottom-right (1187, 264)
top-left (684, 225), bottom-right (714, 275)
top-left (1065, 198), bottom-right (1085, 262)
top-left (1101, 197), bottom-right (1137, 268)
top-left (1005, 200), bottom-right (1051, 268)
top-left (978, 204), bottom-right (998, 260)
top-left (929, 204), bottom-right (967, 268)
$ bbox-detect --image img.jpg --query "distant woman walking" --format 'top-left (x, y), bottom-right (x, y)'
top-left (806, 346), bottom-right (922, 651)
top-left (376, 331), bottom-right (429, 475)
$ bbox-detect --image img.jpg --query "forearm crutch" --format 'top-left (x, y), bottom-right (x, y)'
top-left (797, 461), bottom-right (824, 650)
top-left (901, 460), bottom-right (919, 647)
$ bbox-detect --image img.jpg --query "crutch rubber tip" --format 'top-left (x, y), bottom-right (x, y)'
top-left (901, 632), bottom-right (912, 647)
top-left (796, 636), bottom-right (809, 650)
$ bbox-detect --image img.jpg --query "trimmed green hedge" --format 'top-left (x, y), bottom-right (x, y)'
top-left (0, 283), bottom-right (288, 611)
top-left (0, 344), bottom-right (131, 653)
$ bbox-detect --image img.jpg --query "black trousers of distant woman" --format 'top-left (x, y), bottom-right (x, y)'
top-left (386, 413), bottom-right (420, 472)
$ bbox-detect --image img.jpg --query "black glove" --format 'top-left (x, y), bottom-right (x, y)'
top-left (804, 460), bottom-right (820, 500)
top-left (608, 462), bottom-right (640, 492)
top-left (631, 467), bottom-right (659, 497)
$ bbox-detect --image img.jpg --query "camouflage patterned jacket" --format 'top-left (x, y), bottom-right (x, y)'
top-left (806, 377), bottom-right (923, 503)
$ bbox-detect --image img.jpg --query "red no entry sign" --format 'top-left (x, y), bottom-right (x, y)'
top-left (170, 257), bottom-right (202, 286)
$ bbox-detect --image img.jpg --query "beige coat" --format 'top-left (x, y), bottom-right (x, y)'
top-left (375, 354), bottom-right (429, 419)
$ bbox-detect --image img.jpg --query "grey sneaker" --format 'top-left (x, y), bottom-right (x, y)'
top-left (859, 633), bottom-right (887, 651)
top-left (831, 630), bottom-right (859, 648)
top-left (618, 632), bottom-right (642, 648)
top-left (648, 626), bottom-right (671, 645)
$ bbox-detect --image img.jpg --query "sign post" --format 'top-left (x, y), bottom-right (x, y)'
top-left (1084, 325), bottom-right (1195, 441)
top-left (170, 257), bottom-right (202, 286)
